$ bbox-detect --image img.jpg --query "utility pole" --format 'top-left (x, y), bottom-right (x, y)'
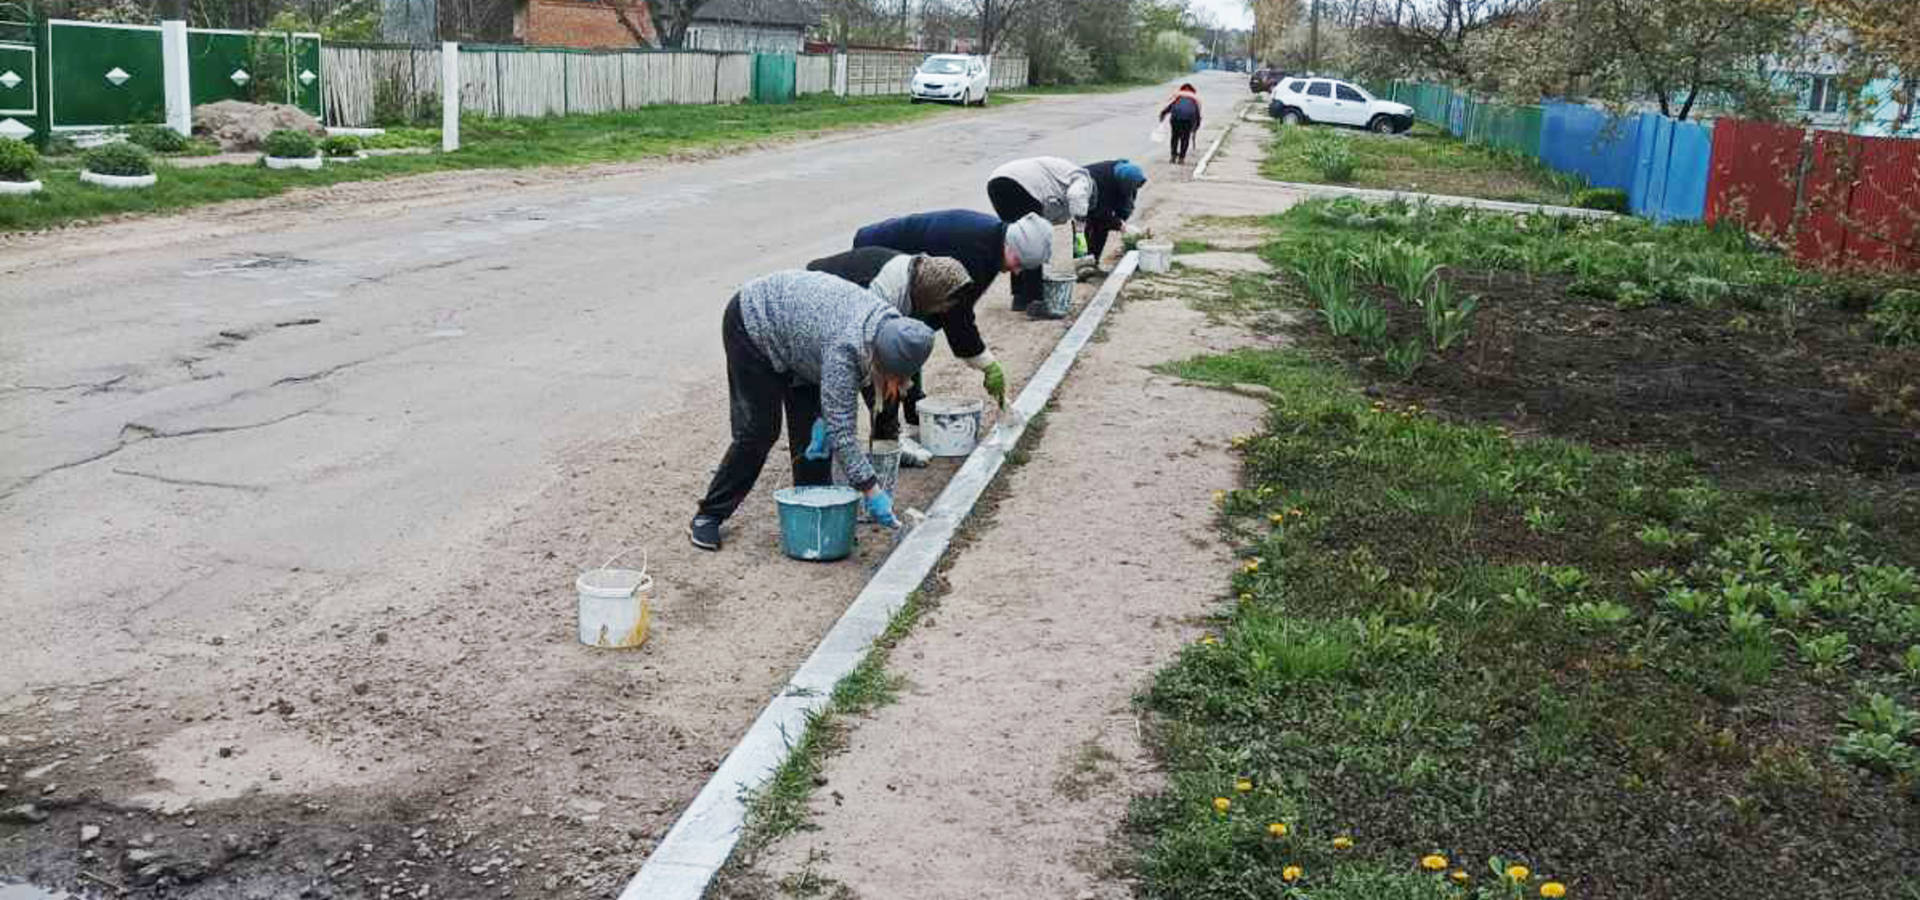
top-left (1309, 0), bottom-right (1320, 71)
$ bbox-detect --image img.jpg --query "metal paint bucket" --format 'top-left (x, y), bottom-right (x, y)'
top-left (832, 441), bottom-right (902, 522)
top-left (577, 552), bottom-right (653, 649)
top-left (918, 397), bottom-right (984, 457)
top-left (1030, 271), bottom-right (1076, 320)
top-left (774, 486), bottom-right (860, 561)
top-left (1138, 240), bottom-right (1174, 274)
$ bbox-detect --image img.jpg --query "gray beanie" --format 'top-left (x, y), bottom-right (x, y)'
top-left (873, 316), bottom-right (936, 376)
top-left (1004, 213), bottom-right (1053, 270)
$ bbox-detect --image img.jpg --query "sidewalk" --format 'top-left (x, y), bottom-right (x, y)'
top-left (717, 198), bottom-right (1287, 898)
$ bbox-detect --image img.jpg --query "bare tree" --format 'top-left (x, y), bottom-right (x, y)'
top-left (1352, 0), bottom-right (1539, 79)
top-left (963, 0), bottom-right (1036, 55)
top-left (649, 0), bottom-right (718, 47)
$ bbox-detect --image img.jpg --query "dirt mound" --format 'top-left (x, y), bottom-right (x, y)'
top-left (193, 101), bottom-right (324, 152)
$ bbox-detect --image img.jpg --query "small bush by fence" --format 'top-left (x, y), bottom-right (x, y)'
top-left (1374, 81), bottom-right (1920, 271)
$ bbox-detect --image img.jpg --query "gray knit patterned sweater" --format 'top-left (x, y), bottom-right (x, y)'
top-left (738, 270), bottom-right (896, 489)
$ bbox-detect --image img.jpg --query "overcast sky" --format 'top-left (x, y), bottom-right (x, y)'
top-left (1188, 0), bottom-right (1255, 30)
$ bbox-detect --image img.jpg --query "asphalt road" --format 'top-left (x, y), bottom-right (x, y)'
top-left (0, 70), bottom-right (1249, 898)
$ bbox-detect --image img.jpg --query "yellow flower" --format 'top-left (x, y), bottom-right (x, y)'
top-left (1213, 490), bottom-right (1227, 503)
top-left (1332, 836), bottom-right (1353, 850)
top-left (1266, 822), bottom-right (1287, 837)
top-left (1450, 870), bottom-right (1470, 884)
top-left (1212, 797), bottom-right (1231, 814)
top-left (1507, 865), bottom-right (1532, 882)
top-left (1421, 855), bottom-right (1448, 872)
top-left (1200, 635), bottom-right (1219, 646)
top-left (1540, 882), bottom-right (1566, 898)
top-left (1282, 865), bottom-right (1302, 882)
top-left (1238, 592), bottom-right (1253, 603)
top-left (1269, 513), bottom-right (1286, 525)
top-left (1243, 558), bottom-right (1262, 573)
top-left (1236, 779), bottom-right (1254, 793)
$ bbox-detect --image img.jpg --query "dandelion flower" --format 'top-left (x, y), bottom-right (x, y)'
top-left (1236, 779), bottom-right (1254, 793)
top-left (1540, 883), bottom-right (1566, 898)
top-left (1213, 490), bottom-right (1227, 503)
top-left (1332, 836), bottom-right (1353, 850)
top-left (1450, 870), bottom-right (1470, 884)
top-left (1212, 797), bottom-right (1231, 814)
top-left (1238, 592), bottom-right (1253, 602)
top-left (1243, 560), bottom-right (1261, 574)
top-left (1421, 855), bottom-right (1448, 872)
top-left (1266, 822), bottom-right (1288, 837)
top-left (1269, 513), bottom-right (1286, 525)
top-left (1507, 865), bottom-right (1531, 882)
top-left (1200, 635), bottom-right (1218, 646)
top-left (1282, 865), bottom-right (1302, 882)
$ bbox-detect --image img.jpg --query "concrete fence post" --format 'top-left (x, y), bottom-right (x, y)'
top-left (832, 52), bottom-right (847, 97)
top-left (441, 41), bottom-right (459, 152)
top-left (160, 20), bottom-right (191, 136)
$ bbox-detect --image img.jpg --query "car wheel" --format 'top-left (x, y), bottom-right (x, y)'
top-left (976, 90), bottom-right (989, 107)
top-left (1369, 115), bottom-right (1395, 134)
top-left (910, 97), bottom-right (922, 104)
top-left (959, 89), bottom-right (970, 106)
top-left (1281, 109), bottom-right (1305, 126)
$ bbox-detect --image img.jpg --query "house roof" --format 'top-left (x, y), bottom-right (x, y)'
top-left (691, 0), bottom-right (816, 28)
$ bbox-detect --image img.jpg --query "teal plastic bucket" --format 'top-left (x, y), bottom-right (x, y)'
top-left (774, 486), bottom-right (860, 561)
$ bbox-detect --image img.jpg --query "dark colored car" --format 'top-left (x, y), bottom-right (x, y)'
top-left (1249, 68), bottom-right (1282, 94)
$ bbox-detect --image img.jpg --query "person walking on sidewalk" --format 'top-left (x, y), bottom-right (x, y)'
top-left (852, 209), bottom-right (1052, 428)
top-left (688, 270), bottom-right (936, 552)
top-left (1161, 83), bottom-right (1204, 164)
top-left (805, 248), bottom-right (974, 465)
top-left (1082, 160), bottom-right (1149, 265)
top-left (987, 156), bottom-right (1095, 312)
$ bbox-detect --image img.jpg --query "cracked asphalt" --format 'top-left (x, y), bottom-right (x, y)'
top-left (0, 73), bottom-right (1248, 898)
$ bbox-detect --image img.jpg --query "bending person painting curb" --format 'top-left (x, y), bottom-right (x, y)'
top-left (987, 156), bottom-right (1095, 311)
top-left (689, 271), bottom-right (937, 552)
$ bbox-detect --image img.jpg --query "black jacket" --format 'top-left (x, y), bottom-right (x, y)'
top-left (851, 210), bottom-right (1004, 359)
top-left (806, 247), bottom-right (901, 289)
top-left (1085, 161), bottom-right (1141, 225)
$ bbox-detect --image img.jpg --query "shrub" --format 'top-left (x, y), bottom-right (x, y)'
top-left (262, 129), bottom-right (318, 159)
top-left (43, 134), bottom-right (79, 156)
top-left (321, 134), bottom-right (364, 158)
top-left (1304, 135), bottom-right (1357, 183)
top-left (81, 142), bottom-right (154, 177)
top-left (0, 137), bottom-right (36, 182)
top-left (1575, 187), bottom-right (1631, 214)
top-left (1869, 288), bottom-right (1920, 346)
top-left (124, 123), bottom-right (190, 153)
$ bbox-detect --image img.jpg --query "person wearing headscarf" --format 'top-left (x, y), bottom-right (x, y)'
top-left (1160, 83), bottom-right (1204, 163)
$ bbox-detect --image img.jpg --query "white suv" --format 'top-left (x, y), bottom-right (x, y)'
top-left (1269, 77), bottom-right (1414, 133)
top-left (910, 54), bottom-right (991, 106)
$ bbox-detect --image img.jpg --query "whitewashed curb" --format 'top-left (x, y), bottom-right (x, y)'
top-left (79, 170), bottom-right (156, 189)
top-left (0, 179), bottom-right (42, 195)
top-left (264, 154), bottom-right (324, 171)
top-left (325, 153), bottom-right (366, 164)
top-left (620, 251), bottom-right (1144, 900)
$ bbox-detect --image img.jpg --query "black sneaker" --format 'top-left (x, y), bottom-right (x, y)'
top-left (688, 516), bottom-right (722, 551)
top-left (1011, 298), bottom-right (1030, 312)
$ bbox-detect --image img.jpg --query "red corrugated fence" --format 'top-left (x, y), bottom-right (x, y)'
top-left (1705, 119), bottom-right (1920, 271)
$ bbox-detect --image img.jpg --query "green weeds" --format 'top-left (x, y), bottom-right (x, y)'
top-left (1262, 124), bottom-right (1579, 205)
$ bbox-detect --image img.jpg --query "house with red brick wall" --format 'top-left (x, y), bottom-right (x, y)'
top-left (514, 0), bottom-right (657, 48)
top-left (510, 0), bottom-right (814, 51)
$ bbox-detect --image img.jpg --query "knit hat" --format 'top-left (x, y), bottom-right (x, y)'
top-left (1004, 213), bottom-right (1053, 270)
top-left (873, 316), bottom-right (936, 376)
top-left (1115, 160), bottom-right (1147, 185)
top-left (908, 255), bottom-right (973, 315)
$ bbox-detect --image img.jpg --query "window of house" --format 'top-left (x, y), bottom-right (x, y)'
top-left (1808, 76), bottom-right (1843, 114)
top-left (1307, 82), bottom-right (1331, 98)
top-left (1335, 84), bottom-right (1365, 102)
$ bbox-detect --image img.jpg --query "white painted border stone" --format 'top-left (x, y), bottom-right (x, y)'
top-left (620, 251), bottom-right (1144, 900)
top-left (0, 179), bottom-right (41, 195)
top-left (79, 170), bottom-right (156, 189)
top-left (264, 154), bottom-right (324, 170)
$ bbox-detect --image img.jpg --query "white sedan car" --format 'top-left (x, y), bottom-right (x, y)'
top-left (910, 54), bottom-right (991, 106)
top-left (1269, 77), bottom-right (1415, 133)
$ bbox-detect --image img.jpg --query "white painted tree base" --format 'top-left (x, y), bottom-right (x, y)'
top-left (324, 153), bottom-right (365, 163)
top-left (79, 170), bottom-right (156, 189)
top-left (263, 154), bottom-right (323, 170)
top-left (0, 179), bottom-right (42, 195)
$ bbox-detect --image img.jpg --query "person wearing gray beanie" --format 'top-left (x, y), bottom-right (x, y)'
top-left (690, 271), bottom-right (932, 551)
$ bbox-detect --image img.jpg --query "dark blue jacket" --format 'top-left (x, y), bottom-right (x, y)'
top-left (852, 209), bottom-right (1004, 359)
top-left (1085, 160), bottom-right (1141, 225)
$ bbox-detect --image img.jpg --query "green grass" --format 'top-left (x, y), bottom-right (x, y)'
top-left (1262, 123), bottom-right (1581, 206)
top-left (1131, 209), bottom-right (1920, 899)
top-left (1, 96), bottom-right (963, 232)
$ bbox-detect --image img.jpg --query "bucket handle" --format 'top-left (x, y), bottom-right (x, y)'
top-left (596, 546), bottom-right (648, 578)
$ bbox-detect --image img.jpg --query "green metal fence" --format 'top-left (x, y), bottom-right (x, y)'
top-left (41, 19), bottom-right (321, 133)
top-left (750, 52), bottom-right (794, 104)
top-left (0, 3), bottom-right (38, 144)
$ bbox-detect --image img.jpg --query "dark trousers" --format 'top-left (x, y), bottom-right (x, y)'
top-left (1087, 215), bottom-right (1122, 261)
top-left (1171, 117), bottom-right (1197, 161)
top-left (860, 373), bottom-right (923, 442)
top-left (696, 296), bottom-right (832, 522)
top-left (987, 175), bottom-right (1048, 310)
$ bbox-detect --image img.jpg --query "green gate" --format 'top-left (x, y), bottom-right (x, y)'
top-left (47, 20), bottom-right (165, 131)
top-left (0, 2), bottom-right (39, 145)
top-left (182, 29), bottom-right (322, 118)
top-left (751, 53), bottom-right (794, 104)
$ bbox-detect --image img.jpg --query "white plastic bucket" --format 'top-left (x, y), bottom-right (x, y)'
top-left (833, 440), bottom-right (902, 522)
top-left (919, 397), bottom-right (984, 457)
top-left (577, 551), bottom-right (652, 649)
top-left (1138, 241), bottom-right (1174, 274)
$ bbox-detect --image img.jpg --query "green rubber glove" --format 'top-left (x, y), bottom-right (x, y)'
top-left (1073, 231), bottom-right (1089, 257)
top-left (982, 361), bottom-right (1007, 408)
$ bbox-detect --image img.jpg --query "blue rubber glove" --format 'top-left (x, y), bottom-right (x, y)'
top-left (803, 418), bottom-right (831, 461)
top-left (864, 489), bottom-right (900, 528)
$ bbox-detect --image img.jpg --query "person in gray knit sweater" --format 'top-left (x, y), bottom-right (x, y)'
top-left (690, 270), bottom-right (936, 552)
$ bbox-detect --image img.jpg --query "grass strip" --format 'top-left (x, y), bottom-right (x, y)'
top-left (1261, 123), bottom-right (1580, 206)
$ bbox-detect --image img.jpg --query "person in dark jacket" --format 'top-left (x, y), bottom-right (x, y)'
top-left (1161, 83), bottom-right (1204, 163)
top-left (851, 209), bottom-right (1052, 429)
top-left (1082, 160), bottom-right (1149, 263)
top-left (688, 271), bottom-right (936, 552)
